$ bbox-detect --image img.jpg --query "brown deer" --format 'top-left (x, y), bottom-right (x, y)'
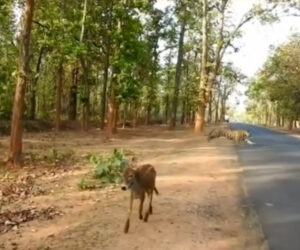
top-left (121, 161), bottom-right (159, 233)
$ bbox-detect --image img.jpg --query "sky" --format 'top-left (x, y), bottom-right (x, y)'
top-left (155, 0), bottom-right (300, 112)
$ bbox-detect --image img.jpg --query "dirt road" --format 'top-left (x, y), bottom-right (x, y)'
top-left (0, 126), bottom-right (267, 250)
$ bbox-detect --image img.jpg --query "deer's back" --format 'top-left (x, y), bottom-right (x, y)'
top-left (136, 164), bottom-right (156, 191)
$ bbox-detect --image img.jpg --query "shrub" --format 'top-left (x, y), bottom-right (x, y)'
top-left (90, 149), bottom-right (130, 184)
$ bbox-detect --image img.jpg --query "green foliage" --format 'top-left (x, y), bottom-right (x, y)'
top-left (78, 149), bottom-right (133, 190)
top-left (247, 34), bottom-right (300, 123)
top-left (90, 149), bottom-right (130, 184)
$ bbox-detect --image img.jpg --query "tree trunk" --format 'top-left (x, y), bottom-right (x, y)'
top-left (81, 58), bottom-right (90, 131)
top-left (9, 0), bottom-right (35, 167)
top-left (276, 104), bottom-right (280, 127)
top-left (113, 102), bottom-right (119, 133)
top-left (170, 8), bottom-right (186, 128)
top-left (100, 48), bottom-right (110, 130)
top-left (122, 103), bottom-right (127, 128)
top-left (68, 67), bottom-right (78, 120)
top-left (288, 118), bottom-right (293, 130)
top-left (145, 104), bottom-right (151, 125)
top-left (195, 102), bottom-right (206, 132)
top-left (79, 0), bottom-right (89, 131)
top-left (215, 91), bottom-right (220, 123)
top-left (207, 90), bottom-right (212, 124)
top-left (30, 46), bottom-right (44, 120)
top-left (195, 0), bottom-right (208, 132)
top-left (181, 99), bottom-right (186, 125)
top-left (132, 103), bottom-right (138, 128)
top-left (106, 90), bottom-right (116, 139)
top-left (220, 98), bottom-right (226, 122)
top-left (55, 61), bottom-right (63, 131)
top-left (164, 95), bottom-right (170, 124)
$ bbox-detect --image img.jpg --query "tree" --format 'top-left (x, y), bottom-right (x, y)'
top-left (195, 0), bottom-right (209, 132)
top-left (9, 0), bottom-right (35, 166)
top-left (170, 1), bottom-right (187, 128)
top-left (247, 34), bottom-right (300, 129)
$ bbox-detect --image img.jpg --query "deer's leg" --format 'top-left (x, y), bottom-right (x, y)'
top-left (124, 191), bottom-right (134, 233)
top-left (144, 191), bottom-right (153, 222)
top-left (139, 192), bottom-right (145, 220)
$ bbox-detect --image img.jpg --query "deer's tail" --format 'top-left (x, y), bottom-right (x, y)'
top-left (154, 187), bottom-right (159, 195)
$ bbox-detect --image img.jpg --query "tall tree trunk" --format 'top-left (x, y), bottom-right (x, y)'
top-left (106, 89), bottom-right (117, 138)
top-left (79, 0), bottom-right (89, 131)
top-left (132, 103), bottom-right (138, 128)
top-left (288, 118), bottom-right (293, 130)
top-left (195, 0), bottom-right (208, 132)
top-left (165, 95), bottom-right (170, 123)
top-left (68, 67), bottom-right (78, 120)
top-left (81, 58), bottom-right (90, 131)
top-left (207, 90), bottom-right (212, 124)
top-left (215, 91), bottom-right (220, 123)
top-left (122, 103), bottom-right (127, 128)
top-left (9, 0), bottom-right (35, 167)
top-left (55, 60), bottom-right (63, 131)
top-left (145, 104), bottom-right (151, 125)
top-left (30, 46), bottom-right (44, 120)
top-left (100, 48), bottom-right (110, 130)
top-left (100, 1), bottom-right (113, 130)
top-left (113, 102), bottom-right (119, 133)
top-left (276, 104), bottom-right (280, 127)
top-left (220, 98), bottom-right (226, 122)
top-left (170, 8), bottom-right (186, 128)
top-left (181, 99), bottom-right (186, 125)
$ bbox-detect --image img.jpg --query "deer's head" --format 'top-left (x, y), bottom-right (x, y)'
top-left (121, 166), bottom-right (137, 191)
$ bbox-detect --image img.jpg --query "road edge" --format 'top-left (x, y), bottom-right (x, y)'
top-left (234, 146), bottom-right (270, 250)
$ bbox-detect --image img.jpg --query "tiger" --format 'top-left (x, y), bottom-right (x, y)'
top-left (207, 127), bottom-right (253, 144)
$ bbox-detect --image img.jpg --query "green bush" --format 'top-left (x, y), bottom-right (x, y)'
top-left (90, 149), bottom-right (130, 184)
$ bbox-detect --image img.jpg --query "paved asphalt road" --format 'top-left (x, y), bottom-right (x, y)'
top-left (231, 123), bottom-right (300, 250)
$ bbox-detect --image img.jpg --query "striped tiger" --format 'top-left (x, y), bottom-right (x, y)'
top-left (207, 128), bottom-right (252, 144)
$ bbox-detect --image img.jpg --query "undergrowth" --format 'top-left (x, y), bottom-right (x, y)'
top-left (78, 149), bottom-right (132, 190)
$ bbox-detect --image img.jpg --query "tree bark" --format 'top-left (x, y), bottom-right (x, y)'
top-left (55, 60), bottom-right (63, 131)
top-left (181, 99), bottom-right (186, 125)
top-left (68, 67), bottom-right (78, 120)
top-left (113, 102), bottom-right (119, 133)
top-left (30, 46), bottom-right (44, 120)
top-left (164, 95), bottom-right (170, 123)
top-left (215, 91), bottom-right (220, 123)
top-left (132, 103), bottom-right (138, 128)
top-left (170, 7), bottom-right (186, 128)
top-left (106, 90), bottom-right (117, 138)
top-left (80, 58), bottom-right (90, 131)
top-left (195, 0), bottom-right (208, 132)
top-left (79, 0), bottom-right (89, 131)
top-left (100, 47), bottom-right (110, 130)
top-left (9, 0), bottom-right (35, 167)
top-left (207, 90), bottom-right (212, 123)
top-left (288, 118), bottom-right (293, 130)
top-left (276, 104), bottom-right (280, 127)
top-left (145, 104), bottom-right (151, 125)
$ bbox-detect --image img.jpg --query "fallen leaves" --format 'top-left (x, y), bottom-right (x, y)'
top-left (0, 206), bottom-right (61, 234)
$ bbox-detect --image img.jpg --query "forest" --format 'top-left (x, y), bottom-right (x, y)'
top-left (0, 0), bottom-right (288, 166)
top-left (0, 0), bottom-right (300, 249)
top-left (247, 34), bottom-right (300, 128)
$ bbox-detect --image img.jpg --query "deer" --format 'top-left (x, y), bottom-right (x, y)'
top-left (121, 158), bottom-right (159, 233)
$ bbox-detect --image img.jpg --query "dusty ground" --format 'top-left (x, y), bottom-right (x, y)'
top-left (0, 125), bottom-right (267, 250)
